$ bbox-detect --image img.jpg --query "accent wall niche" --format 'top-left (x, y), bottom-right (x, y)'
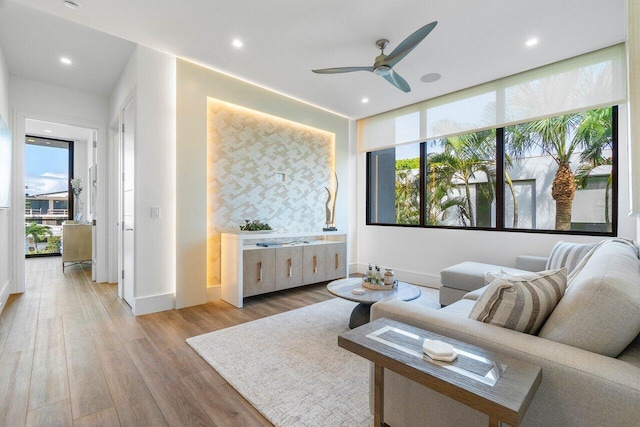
top-left (207, 98), bottom-right (336, 286)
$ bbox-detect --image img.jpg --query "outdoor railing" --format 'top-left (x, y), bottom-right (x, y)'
top-left (47, 209), bottom-right (68, 216)
top-left (25, 209), bottom-right (68, 217)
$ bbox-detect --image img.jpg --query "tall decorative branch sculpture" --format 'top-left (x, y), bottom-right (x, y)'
top-left (323, 172), bottom-right (338, 231)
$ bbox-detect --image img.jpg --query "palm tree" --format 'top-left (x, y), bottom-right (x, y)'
top-left (574, 108), bottom-right (613, 231)
top-left (427, 130), bottom-right (496, 227)
top-left (507, 113), bottom-right (585, 230)
top-left (25, 222), bottom-right (52, 254)
top-left (504, 166), bottom-right (519, 228)
top-left (507, 108), bottom-right (613, 231)
top-left (394, 167), bottom-right (420, 224)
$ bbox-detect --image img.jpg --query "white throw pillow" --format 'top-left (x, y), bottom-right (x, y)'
top-left (469, 268), bottom-right (567, 335)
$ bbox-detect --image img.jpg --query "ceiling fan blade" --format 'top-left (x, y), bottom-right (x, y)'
top-left (382, 21), bottom-right (438, 68)
top-left (312, 66), bottom-right (374, 74)
top-left (382, 69), bottom-right (411, 92)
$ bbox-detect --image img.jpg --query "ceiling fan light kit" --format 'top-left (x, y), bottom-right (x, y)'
top-left (312, 21), bottom-right (438, 93)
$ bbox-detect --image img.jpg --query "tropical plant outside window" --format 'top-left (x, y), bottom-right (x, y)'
top-left (504, 107), bottom-right (614, 232)
top-left (366, 106), bottom-right (616, 235)
top-left (426, 130), bottom-right (496, 227)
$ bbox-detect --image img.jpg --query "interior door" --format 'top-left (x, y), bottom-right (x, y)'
top-left (91, 130), bottom-right (97, 282)
top-left (122, 98), bottom-right (135, 307)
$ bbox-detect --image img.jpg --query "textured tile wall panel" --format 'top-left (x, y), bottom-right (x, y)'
top-left (206, 98), bottom-right (335, 286)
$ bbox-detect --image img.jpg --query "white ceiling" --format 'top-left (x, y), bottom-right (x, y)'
top-left (0, 0), bottom-right (627, 119)
top-left (0, 1), bottom-right (135, 97)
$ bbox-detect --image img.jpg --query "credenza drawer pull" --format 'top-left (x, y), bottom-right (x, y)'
top-left (313, 255), bottom-right (317, 274)
top-left (258, 261), bottom-right (262, 283)
top-left (335, 253), bottom-right (339, 269)
top-left (288, 258), bottom-right (292, 278)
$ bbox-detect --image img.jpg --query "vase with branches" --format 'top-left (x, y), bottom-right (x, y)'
top-left (71, 178), bottom-right (83, 220)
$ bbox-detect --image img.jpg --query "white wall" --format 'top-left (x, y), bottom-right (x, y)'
top-left (73, 137), bottom-right (88, 218)
top-left (0, 43), bottom-right (12, 314)
top-left (176, 59), bottom-right (351, 309)
top-left (109, 45), bottom-right (176, 315)
top-left (9, 76), bottom-right (110, 291)
top-left (355, 105), bottom-right (636, 287)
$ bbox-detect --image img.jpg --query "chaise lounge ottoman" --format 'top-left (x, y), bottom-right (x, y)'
top-left (439, 256), bottom-right (548, 306)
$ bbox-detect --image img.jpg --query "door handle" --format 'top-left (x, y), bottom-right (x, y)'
top-left (258, 261), bottom-right (262, 283)
top-left (335, 253), bottom-right (339, 270)
top-left (287, 258), bottom-right (292, 278)
top-left (313, 255), bottom-right (317, 274)
top-left (125, 228), bottom-right (133, 231)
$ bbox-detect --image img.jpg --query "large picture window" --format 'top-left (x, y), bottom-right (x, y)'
top-left (366, 106), bottom-right (617, 236)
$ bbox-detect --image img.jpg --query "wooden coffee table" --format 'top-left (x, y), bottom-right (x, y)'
top-left (339, 317), bottom-right (541, 427)
top-left (327, 277), bottom-right (421, 328)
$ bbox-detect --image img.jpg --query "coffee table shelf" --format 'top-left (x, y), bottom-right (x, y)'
top-left (339, 317), bottom-right (541, 427)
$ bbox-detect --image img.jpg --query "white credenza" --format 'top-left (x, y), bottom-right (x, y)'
top-left (221, 231), bottom-right (347, 307)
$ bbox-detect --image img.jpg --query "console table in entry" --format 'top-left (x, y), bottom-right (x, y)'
top-left (339, 317), bottom-right (541, 427)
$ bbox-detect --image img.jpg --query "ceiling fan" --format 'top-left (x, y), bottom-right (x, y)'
top-left (312, 21), bottom-right (438, 93)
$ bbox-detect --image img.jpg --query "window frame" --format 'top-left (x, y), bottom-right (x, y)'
top-left (365, 106), bottom-right (618, 237)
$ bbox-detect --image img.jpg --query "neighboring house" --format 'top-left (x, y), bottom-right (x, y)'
top-left (25, 190), bottom-right (69, 227)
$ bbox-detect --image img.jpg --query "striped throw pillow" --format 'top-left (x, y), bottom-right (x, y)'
top-left (546, 241), bottom-right (597, 274)
top-left (469, 268), bottom-right (567, 335)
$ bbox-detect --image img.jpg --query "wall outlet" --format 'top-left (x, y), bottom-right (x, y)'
top-left (151, 206), bottom-right (161, 218)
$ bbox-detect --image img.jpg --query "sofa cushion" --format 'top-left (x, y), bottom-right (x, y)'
top-left (539, 240), bottom-right (640, 357)
top-left (439, 299), bottom-right (476, 318)
top-left (469, 268), bottom-right (567, 335)
top-left (546, 241), bottom-right (597, 274)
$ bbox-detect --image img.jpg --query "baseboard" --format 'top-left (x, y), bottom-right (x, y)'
top-left (353, 263), bottom-right (440, 289)
top-left (207, 285), bottom-right (221, 302)
top-left (133, 292), bottom-right (175, 316)
top-left (0, 279), bottom-right (12, 316)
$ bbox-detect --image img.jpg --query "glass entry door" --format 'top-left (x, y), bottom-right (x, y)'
top-left (24, 136), bottom-right (73, 256)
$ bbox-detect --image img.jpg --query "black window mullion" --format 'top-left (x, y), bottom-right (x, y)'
top-left (495, 128), bottom-right (505, 230)
top-left (611, 105), bottom-right (618, 236)
top-left (419, 141), bottom-right (426, 226)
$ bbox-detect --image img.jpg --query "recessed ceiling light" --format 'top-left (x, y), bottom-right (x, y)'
top-left (420, 73), bottom-right (441, 83)
top-left (525, 38), bottom-right (539, 47)
top-left (232, 39), bottom-right (244, 49)
top-left (60, 57), bottom-right (72, 65)
top-left (64, 1), bottom-right (80, 9)
top-left (43, 130), bottom-right (53, 133)
top-left (361, 98), bottom-right (369, 104)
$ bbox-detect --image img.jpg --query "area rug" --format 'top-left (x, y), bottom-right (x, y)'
top-left (187, 288), bottom-right (440, 427)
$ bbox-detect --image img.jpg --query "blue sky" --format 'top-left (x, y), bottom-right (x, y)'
top-left (25, 144), bottom-right (68, 196)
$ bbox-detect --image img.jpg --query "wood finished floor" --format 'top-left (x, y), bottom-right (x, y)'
top-left (0, 257), bottom-right (335, 426)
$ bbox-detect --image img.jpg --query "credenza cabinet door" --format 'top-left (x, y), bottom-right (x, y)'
top-left (275, 246), bottom-right (303, 291)
top-left (325, 242), bottom-right (347, 281)
top-left (243, 248), bottom-right (276, 297)
top-left (302, 245), bottom-right (327, 285)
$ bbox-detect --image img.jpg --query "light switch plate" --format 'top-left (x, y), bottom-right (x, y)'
top-left (151, 206), bottom-right (161, 218)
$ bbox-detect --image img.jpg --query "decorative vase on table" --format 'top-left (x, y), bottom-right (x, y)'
top-left (71, 178), bottom-right (83, 221)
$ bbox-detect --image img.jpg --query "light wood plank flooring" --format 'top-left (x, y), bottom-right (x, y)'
top-left (0, 257), bottom-right (334, 426)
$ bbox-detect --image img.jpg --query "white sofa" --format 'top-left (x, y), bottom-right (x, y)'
top-left (370, 239), bottom-right (640, 426)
